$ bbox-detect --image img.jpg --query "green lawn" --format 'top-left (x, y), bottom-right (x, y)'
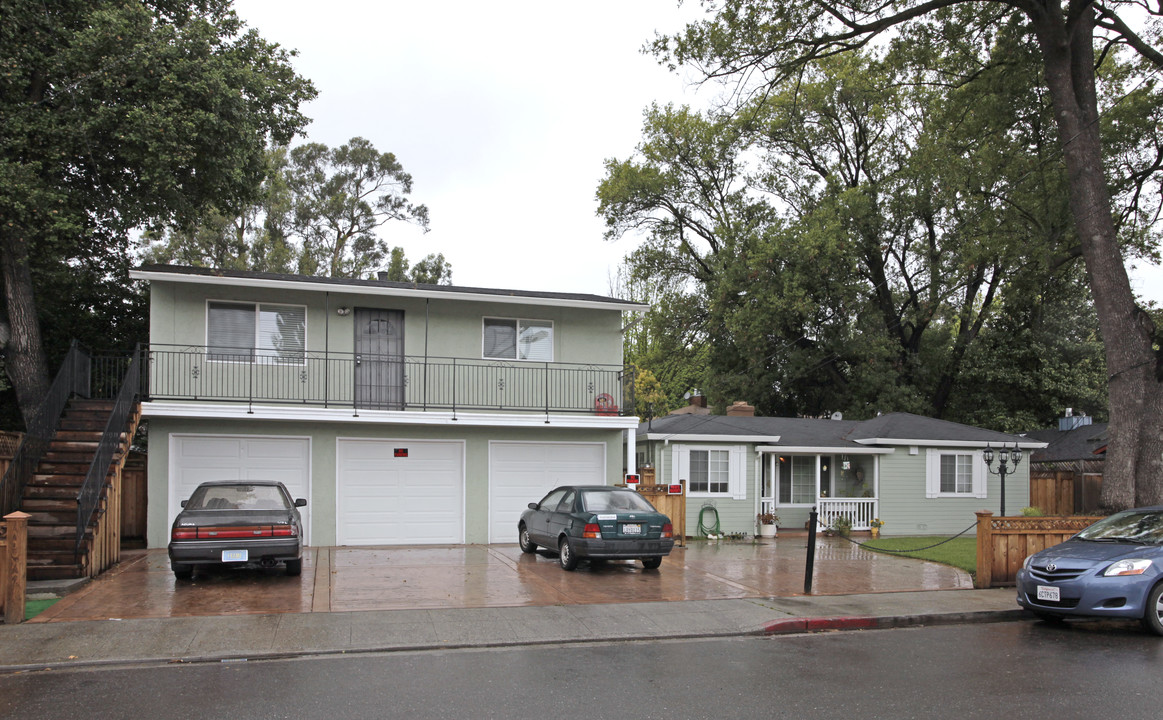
top-left (24, 597), bottom-right (59, 621)
top-left (859, 536), bottom-right (977, 579)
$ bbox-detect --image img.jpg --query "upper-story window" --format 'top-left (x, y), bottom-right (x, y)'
top-left (207, 301), bottom-right (306, 363)
top-left (482, 318), bottom-right (553, 361)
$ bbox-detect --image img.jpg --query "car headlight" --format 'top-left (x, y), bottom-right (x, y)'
top-left (1102, 559), bottom-right (1152, 577)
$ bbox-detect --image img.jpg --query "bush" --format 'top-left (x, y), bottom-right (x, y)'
top-left (1020, 506), bottom-right (1044, 517)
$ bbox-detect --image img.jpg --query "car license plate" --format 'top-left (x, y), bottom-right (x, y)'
top-left (222, 549), bottom-right (248, 563)
top-left (622, 523), bottom-right (642, 535)
top-left (1036, 585), bottom-right (1060, 602)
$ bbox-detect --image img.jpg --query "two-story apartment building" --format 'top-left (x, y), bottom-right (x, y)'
top-left (129, 265), bottom-right (645, 549)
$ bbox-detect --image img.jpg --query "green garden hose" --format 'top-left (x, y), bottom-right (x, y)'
top-left (698, 505), bottom-right (722, 538)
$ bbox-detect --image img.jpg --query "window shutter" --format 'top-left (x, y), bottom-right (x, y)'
top-left (258, 304), bottom-right (306, 360)
top-left (730, 445), bottom-right (747, 500)
top-left (518, 321), bottom-right (553, 361)
top-left (973, 452), bottom-right (988, 498)
top-left (672, 444), bottom-right (688, 487)
top-left (483, 319), bottom-right (517, 359)
top-left (925, 449), bottom-right (938, 498)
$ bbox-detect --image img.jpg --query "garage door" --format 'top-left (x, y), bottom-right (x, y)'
top-left (169, 435), bottom-right (311, 543)
top-left (488, 442), bottom-right (606, 543)
top-left (336, 439), bottom-right (464, 545)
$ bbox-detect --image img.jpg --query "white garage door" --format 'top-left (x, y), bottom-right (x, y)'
top-left (488, 442), bottom-right (606, 543)
top-left (336, 439), bottom-right (464, 545)
top-left (169, 435), bottom-right (311, 543)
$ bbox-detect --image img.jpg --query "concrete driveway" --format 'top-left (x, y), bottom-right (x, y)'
top-left (30, 536), bottom-right (972, 622)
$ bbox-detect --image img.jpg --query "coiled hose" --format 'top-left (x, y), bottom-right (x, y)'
top-left (698, 505), bottom-right (722, 538)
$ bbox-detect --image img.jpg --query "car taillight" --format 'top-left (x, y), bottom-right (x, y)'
top-left (271, 525), bottom-right (297, 537)
top-left (583, 523), bottom-right (602, 539)
top-left (661, 523), bottom-right (673, 538)
top-left (171, 528), bottom-right (197, 540)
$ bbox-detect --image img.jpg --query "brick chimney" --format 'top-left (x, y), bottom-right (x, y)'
top-left (726, 401), bottom-right (755, 417)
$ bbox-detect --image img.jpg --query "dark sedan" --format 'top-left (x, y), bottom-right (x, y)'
top-left (1016, 506), bottom-right (1163, 635)
top-left (169, 481), bottom-right (306, 579)
top-left (518, 485), bottom-right (675, 571)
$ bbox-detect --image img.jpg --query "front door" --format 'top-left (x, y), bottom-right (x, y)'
top-left (354, 308), bottom-right (404, 409)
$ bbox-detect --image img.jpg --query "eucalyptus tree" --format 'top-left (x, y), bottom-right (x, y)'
top-left (288, 137), bottom-right (430, 279)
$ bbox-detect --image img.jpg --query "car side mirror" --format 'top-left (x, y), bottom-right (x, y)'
top-left (528, 502), bottom-right (539, 510)
top-left (295, 498), bottom-right (307, 507)
top-left (180, 500), bottom-right (187, 508)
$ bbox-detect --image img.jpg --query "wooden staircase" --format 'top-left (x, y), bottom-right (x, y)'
top-left (20, 399), bottom-right (140, 581)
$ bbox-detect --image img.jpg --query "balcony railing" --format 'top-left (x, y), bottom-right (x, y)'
top-left (144, 344), bottom-right (635, 416)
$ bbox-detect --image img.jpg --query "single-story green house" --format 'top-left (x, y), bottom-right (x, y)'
top-left (635, 411), bottom-right (1046, 536)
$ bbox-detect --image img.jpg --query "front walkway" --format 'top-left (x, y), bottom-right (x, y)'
top-left (30, 537), bottom-right (971, 622)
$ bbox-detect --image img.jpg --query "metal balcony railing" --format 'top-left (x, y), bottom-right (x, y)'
top-left (143, 344), bottom-right (636, 416)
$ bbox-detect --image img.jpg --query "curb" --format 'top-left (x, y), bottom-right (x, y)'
top-left (761, 609), bottom-right (1028, 635)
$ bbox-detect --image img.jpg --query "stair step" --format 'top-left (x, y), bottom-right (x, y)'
top-left (28, 537), bottom-right (91, 552)
top-left (27, 564), bottom-right (87, 581)
top-left (27, 510), bottom-right (80, 525)
top-left (21, 498), bottom-right (78, 512)
top-left (27, 524), bottom-right (84, 539)
top-left (35, 462), bottom-right (92, 474)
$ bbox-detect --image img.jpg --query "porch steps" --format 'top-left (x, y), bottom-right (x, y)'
top-left (19, 399), bottom-right (131, 581)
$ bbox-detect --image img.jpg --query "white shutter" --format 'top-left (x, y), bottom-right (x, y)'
top-left (730, 445), bottom-right (747, 500)
top-left (925, 449), bottom-right (939, 498)
top-left (973, 452), bottom-right (988, 498)
top-left (672, 444), bottom-right (689, 487)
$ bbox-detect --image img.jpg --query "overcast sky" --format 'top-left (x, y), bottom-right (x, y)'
top-left (232, 0), bottom-right (708, 298)
top-left (233, 0), bottom-right (1162, 305)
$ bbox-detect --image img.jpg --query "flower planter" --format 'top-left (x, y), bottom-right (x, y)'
top-left (758, 524), bottom-right (777, 538)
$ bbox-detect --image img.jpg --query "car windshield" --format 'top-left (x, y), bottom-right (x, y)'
top-left (580, 490), bottom-right (656, 513)
top-left (186, 485), bottom-right (290, 511)
top-left (1075, 509), bottom-right (1163, 544)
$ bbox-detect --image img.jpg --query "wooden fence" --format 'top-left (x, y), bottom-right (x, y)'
top-left (1, 512), bottom-right (29, 624)
top-left (634, 482), bottom-right (686, 546)
top-left (120, 452), bottom-right (147, 546)
top-left (974, 510), bottom-right (1104, 588)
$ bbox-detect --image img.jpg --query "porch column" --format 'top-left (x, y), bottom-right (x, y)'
top-left (625, 429), bottom-right (636, 480)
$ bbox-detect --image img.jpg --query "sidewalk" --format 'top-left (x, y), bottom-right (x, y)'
top-left (0, 588), bottom-right (1025, 672)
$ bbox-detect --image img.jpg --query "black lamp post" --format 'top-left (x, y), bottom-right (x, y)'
top-left (983, 443), bottom-right (1023, 517)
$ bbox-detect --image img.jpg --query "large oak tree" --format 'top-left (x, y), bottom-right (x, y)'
top-left (1, 0), bottom-right (315, 428)
top-left (652, 0), bottom-right (1163, 509)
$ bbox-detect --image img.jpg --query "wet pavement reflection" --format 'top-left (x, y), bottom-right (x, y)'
top-left (31, 536), bottom-right (971, 623)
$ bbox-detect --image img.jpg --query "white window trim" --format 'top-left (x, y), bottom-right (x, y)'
top-left (671, 444), bottom-right (746, 500)
top-left (481, 316), bottom-right (554, 362)
top-left (205, 299), bottom-right (308, 366)
top-left (776, 454), bottom-right (820, 508)
top-left (925, 449), bottom-right (987, 499)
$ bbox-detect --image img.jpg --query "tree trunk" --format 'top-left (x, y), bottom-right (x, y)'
top-left (1033, 11), bottom-right (1163, 510)
top-left (0, 230), bottom-right (51, 429)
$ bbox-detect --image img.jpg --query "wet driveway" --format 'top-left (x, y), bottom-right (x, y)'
top-left (30, 536), bottom-right (972, 622)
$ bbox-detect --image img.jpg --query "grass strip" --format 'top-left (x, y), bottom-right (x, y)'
top-left (860, 536), bottom-right (977, 579)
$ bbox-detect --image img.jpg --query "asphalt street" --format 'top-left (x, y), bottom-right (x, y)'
top-left (1, 622), bottom-right (1158, 720)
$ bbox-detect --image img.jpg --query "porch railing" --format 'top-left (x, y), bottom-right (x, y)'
top-left (0, 342), bottom-right (90, 516)
top-left (818, 497), bottom-right (878, 531)
top-left (144, 344), bottom-right (635, 415)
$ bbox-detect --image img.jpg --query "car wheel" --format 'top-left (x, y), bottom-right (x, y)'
top-left (1141, 582), bottom-right (1163, 636)
top-left (559, 536), bottom-right (578, 571)
top-left (285, 558), bottom-right (302, 576)
top-left (518, 524), bottom-right (538, 553)
top-left (172, 562), bottom-right (193, 580)
top-left (641, 557), bottom-right (662, 570)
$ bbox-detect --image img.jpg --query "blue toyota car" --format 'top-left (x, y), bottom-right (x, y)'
top-left (1016, 506), bottom-right (1163, 635)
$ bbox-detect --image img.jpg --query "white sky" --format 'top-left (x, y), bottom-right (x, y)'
top-left (232, 0), bottom-right (708, 297)
top-left (232, 0), bottom-right (1163, 305)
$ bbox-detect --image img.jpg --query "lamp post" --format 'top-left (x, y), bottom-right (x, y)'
top-left (983, 443), bottom-right (1023, 517)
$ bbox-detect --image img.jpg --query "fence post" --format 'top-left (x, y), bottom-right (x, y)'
top-left (3, 511), bottom-right (29, 624)
top-left (975, 510), bottom-right (994, 589)
top-left (805, 507), bottom-right (819, 594)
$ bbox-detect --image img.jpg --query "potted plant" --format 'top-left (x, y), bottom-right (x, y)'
top-left (870, 517), bottom-right (884, 539)
top-left (757, 512), bottom-right (779, 538)
top-left (828, 515), bottom-right (852, 538)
